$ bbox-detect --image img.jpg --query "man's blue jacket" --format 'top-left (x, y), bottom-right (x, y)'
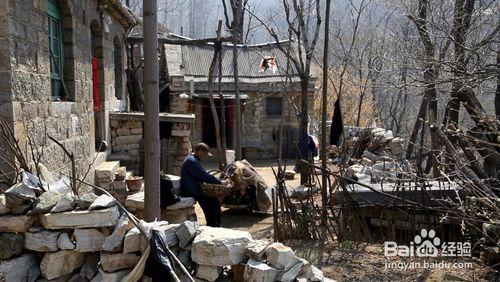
top-left (180, 154), bottom-right (221, 198)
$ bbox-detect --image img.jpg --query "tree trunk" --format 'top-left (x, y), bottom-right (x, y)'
top-left (232, 0), bottom-right (243, 160)
top-left (208, 21), bottom-right (225, 170)
top-left (143, 0), bottom-right (160, 221)
top-left (320, 0), bottom-right (331, 231)
top-left (496, 47), bottom-right (500, 119)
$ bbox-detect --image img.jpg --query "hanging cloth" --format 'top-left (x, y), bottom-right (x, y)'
top-left (92, 57), bottom-right (100, 112)
top-left (330, 98), bottom-right (343, 146)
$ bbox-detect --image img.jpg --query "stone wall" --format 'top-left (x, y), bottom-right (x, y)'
top-left (109, 113), bottom-right (194, 175)
top-left (186, 90), bottom-right (314, 159)
top-left (0, 0), bottom-right (132, 186)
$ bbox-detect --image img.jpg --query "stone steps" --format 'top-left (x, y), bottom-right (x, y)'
top-left (95, 160), bottom-right (136, 204)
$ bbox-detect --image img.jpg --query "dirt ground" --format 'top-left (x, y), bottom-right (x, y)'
top-left (196, 159), bottom-right (497, 281)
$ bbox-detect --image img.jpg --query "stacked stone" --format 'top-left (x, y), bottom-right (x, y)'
top-left (342, 126), bottom-right (405, 160)
top-left (110, 119), bottom-right (142, 172)
top-left (95, 161), bottom-right (131, 203)
top-left (0, 184), bottom-right (144, 281)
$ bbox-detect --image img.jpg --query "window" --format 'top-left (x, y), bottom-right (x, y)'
top-left (266, 97), bottom-right (282, 119)
top-left (47, 0), bottom-right (64, 100)
top-left (113, 37), bottom-right (123, 99)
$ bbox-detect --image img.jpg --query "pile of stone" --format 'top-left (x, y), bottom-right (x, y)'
top-left (95, 161), bottom-right (133, 203)
top-left (344, 126), bottom-right (406, 160)
top-left (167, 222), bottom-right (329, 281)
top-left (0, 172), bottom-right (331, 281)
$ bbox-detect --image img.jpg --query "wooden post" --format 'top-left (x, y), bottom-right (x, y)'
top-left (321, 0), bottom-right (331, 231)
top-left (143, 0), bottom-right (161, 221)
top-left (233, 0), bottom-right (243, 160)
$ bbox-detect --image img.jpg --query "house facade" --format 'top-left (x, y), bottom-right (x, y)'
top-left (0, 0), bottom-right (135, 188)
top-left (165, 40), bottom-right (317, 159)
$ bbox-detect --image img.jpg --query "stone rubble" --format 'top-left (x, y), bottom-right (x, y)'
top-left (0, 173), bottom-right (332, 282)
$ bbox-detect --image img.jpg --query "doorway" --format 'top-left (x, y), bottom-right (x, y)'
top-left (90, 20), bottom-right (105, 151)
top-left (201, 99), bottom-right (233, 149)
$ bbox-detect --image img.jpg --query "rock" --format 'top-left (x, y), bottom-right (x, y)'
top-left (76, 193), bottom-right (99, 210)
top-left (0, 254), bottom-right (40, 281)
top-left (92, 268), bottom-right (131, 282)
top-left (244, 258), bottom-right (278, 282)
top-left (266, 243), bottom-right (299, 271)
top-left (102, 214), bottom-right (133, 252)
top-left (276, 259), bottom-right (306, 281)
top-left (68, 273), bottom-right (87, 282)
top-left (40, 250), bottom-right (86, 280)
top-left (153, 222), bottom-right (180, 247)
top-left (100, 253), bottom-right (140, 272)
top-left (196, 265), bottom-right (222, 281)
top-left (114, 167), bottom-right (127, 181)
top-left (80, 253), bottom-right (100, 280)
top-left (5, 182), bottom-right (37, 209)
top-left (25, 230), bottom-right (60, 252)
top-left (372, 161), bottom-right (394, 171)
top-left (178, 249), bottom-right (192, 269)
top-left (0, 233), bottom-right (24, 260)
top-left (74, 228), bottom-right (105, 252)
top-left (95, 161), bottom-right (120, 181)
top-left (123, 227), bottom-right (143, 253)
top-left (51, 192), bottom-right (76, 213)
top-left (296, 258), bottom-right (312, 279)
top-left (245, 240), bottom-right (270, 260)
top-left (0, 194), bottom-right (10, 215)
top-left (309, 265), bottom-right (325, 281)
top-left (58, 233), bottom-right (76, 250)
top-left (0, 214), bottom-right (35, 232)
top-left (88, 195), bottom-right (116, 211)
top-left (176, 220), bottom-right (199, 248)
top-left (191, 226), bottom-right (252, 266)
top-left (40, 206), bottom-right (120, 229)
top-left (32, 191), bottom-right (59, 214)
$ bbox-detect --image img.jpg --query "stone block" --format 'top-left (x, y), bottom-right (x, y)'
top-left (196, 265), bottom-right (222, 281)
top-left (0, 233), bottom-right (24, 260)
top-left (171, 130), bottom-right (190, 137)
top-left (112, 180), bottom-right (127, 191)
top-left (40, 206), bottom-right (120, 229)
top-left (153, 222), bottom-right (180, 247)
top-left (245, 240), bottom-right (270, 261)
top-left (58, 232), bottom-right (76, 250)
top-left (191, 226), bottom-right (252, 266)
top-left (0, 254), bottom-right (40, 282)
top-left (25, 230), bottom-right (60, 252)
top-left (88, 195), bottom-right (116, 211)
top-left (80, 253), bottom-right (99, 280)
top-left (266, 242), bottom-right (299, 271)
top-left (276, 259), bottom-right (306, 281)
top-left (0, 214), bottom-right (35, 232)
top-left (95, 161), bottom-right (120, 180)
top-left (130, 128), bottom-right (142, 135)
top-left (100, 253), bottom-right (140, 272)
top-left (114, 135), bottom-right (142, 146)
top-left (244, 259), bottom-right (278, 282)
top-left (74, 228), bottom-right (105, 252)
top-left (40, 250), bottom-right (86, 280)
top-left (123, 227), bottom-right (143, 254)
top-left (92, 268), bottom-right (131, 282)
top-left (102, 214), bottom-right (133, 252)
top-left (114, 167), bottom-right (127, 181)
top-left (116, 128), bottom-right (130, 136)
top-left (0, 194), bottom-right (10, 215)
top-left (176, 220), bottom-right (199, 248)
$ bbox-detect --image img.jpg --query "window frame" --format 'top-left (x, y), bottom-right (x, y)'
top-left (47, 0), bottom-right (64, 100)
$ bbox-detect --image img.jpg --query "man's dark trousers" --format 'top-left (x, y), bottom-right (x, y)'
top-left (195, 195), bottom-right (221, 227)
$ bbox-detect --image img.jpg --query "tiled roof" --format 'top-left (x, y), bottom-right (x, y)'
top-left (181, 41), bottom-right (301, 80)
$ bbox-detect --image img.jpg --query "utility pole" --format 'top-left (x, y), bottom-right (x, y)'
top-left (143, 0), bottom-right (161, 221)
top-left (233, 0), bottom-right (242, 160)
top-left (321, 0), bottom-right (331, 230)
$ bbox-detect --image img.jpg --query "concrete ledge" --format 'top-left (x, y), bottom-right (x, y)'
top-left (110, 112), bottom-right (195, 124)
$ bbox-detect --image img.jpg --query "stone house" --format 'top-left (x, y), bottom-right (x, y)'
top-left (0, 0), bottom-right (136, 188)
top-left (165, 40), bottom-right (318, 159)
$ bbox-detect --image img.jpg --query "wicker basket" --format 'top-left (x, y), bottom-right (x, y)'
top-left (200, 183), bottom-right (232, 200)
